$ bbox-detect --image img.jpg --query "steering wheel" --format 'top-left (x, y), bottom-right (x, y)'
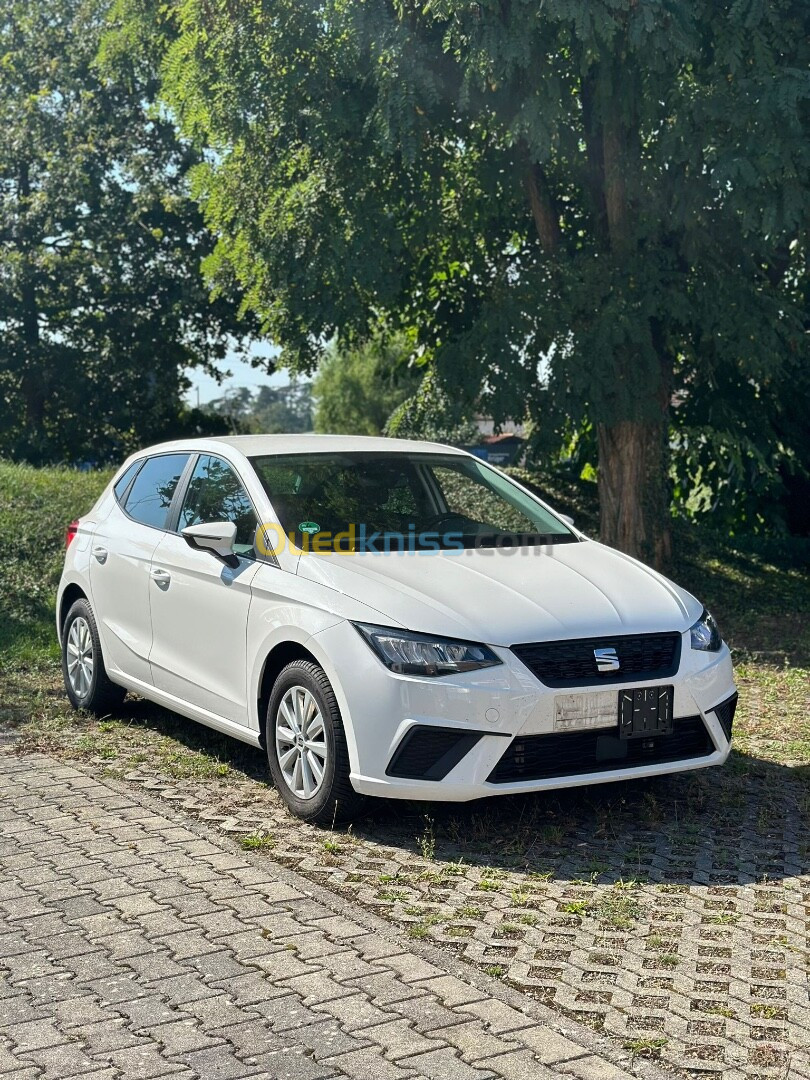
top-left (423, 512), bottom-right (466, 532)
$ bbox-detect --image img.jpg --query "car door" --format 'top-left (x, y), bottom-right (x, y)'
top-left (147, 453), bottom-right (261, 725)
top-left (90, 453), bottom-right (190, 685)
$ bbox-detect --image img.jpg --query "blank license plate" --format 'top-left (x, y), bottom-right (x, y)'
top-left (554, 690), bottom-right (619, 733)
top-left (619, 685), bottom-right (674, 739)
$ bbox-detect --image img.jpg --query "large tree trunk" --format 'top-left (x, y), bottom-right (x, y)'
top-left (596, 77), bottom-right (672, 570)
top-left (597, 415), bottom-right (672, 570)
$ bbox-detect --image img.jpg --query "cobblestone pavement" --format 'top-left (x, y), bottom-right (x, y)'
top-left (0, 753), bottom-right (674, 1080)
top-left (7, 705), bottom-right (810, 1080)
top-left (100, 750), bottom-right (810, 1080)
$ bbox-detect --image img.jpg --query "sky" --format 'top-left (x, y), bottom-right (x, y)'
top-left (184, 343), bottom-right (308, 406)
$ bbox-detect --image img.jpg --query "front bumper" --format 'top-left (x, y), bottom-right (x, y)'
top-left (312, 621), bottom-right (736, 802)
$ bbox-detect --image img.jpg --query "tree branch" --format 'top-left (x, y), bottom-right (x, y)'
top-left (581, 68), bottom-right (608, 245)
top-left (525, 161), bottom-right (561, 253)
top-left (602, 98), bottom-right (630, 255)
top-left (766, 243), bottom-right (792, 289)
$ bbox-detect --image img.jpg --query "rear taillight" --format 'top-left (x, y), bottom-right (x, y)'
top-left (66, 520), bottom-right (79, 548)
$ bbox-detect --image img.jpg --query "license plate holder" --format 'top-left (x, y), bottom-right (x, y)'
top-left (618, 685), bottom-right (674, 740)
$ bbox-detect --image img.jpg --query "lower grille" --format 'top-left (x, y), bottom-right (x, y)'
top-left (386, 726), bottom-right (484, 781)
top-left (713, 693), bottom-right (738, 742)
top-left (488, 716), bottom-right (714, 784)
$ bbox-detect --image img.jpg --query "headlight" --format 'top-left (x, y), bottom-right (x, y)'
top-left (353, 622), bottom-right (502, 677)
top-left (689, 609), bottom-right (722, 652)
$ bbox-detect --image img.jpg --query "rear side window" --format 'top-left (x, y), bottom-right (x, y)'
top-left (113, 460), bottom-right (143, 503)
top-left (123, 454), bottom-right (189, 530)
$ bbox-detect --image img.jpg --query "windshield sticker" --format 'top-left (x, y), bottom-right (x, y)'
top-left (298, 521), bottom-right (320, 534)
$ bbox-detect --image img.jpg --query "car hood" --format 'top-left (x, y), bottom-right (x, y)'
top-left (297, 539), bottom-right (703, 645)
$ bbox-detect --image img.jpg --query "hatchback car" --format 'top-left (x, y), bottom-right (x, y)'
top-left (58, 435), bottom-right (736, 822)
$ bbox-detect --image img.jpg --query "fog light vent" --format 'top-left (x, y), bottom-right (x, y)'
top-left (713, 693), bottom-right (738, 742)
top-left (386, 726), bottom-right (483, 781)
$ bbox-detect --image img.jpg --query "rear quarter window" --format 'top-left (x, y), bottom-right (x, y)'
top-left (113, 460), bottom-right (144, 503)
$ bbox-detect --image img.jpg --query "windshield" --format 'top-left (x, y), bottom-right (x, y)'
top-left (249, 451), bottom-right (577, 552)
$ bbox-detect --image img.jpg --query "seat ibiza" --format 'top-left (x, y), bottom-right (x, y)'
top-left (58, 435), bottom-right (736, 822)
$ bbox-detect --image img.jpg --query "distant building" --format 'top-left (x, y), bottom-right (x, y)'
top-left (465, 432), bottom-right (525, 466)
top-left (472, 416), bottom-right (525, 438)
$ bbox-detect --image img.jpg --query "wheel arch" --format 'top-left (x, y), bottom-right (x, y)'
top-left (59, 582), bottom-right (88, 638)
top-left (256, 641), bottom-right (320, 748)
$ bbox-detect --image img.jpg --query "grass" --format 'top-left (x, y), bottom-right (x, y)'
top-left (623, 1036), bottom-right (669, 1059)
top-left (240, 832), bottom-right (275, 851)
top-left (0, 460), bottom-right (112, 663)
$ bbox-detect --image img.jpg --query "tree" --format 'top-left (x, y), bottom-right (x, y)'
top-left (203, 387), bottom-right (256, 434)
top-left (0, 0), bottom-right (255, 464)
top-left (313, 337), bottom-right (417, 436)
top-left (203, 382), bottom-right (313, 433)
top-left (254, 382), bottom-right (313, 434)
top-left (122, 0), bottom-right (809, 565)
top-left (386, 366), bottom-right (482, 447)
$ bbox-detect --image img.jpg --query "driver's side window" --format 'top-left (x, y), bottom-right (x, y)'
top-left (179, 455), bottom-right (258, 558)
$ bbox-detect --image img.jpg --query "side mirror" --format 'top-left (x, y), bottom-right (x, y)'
top-left (181, 521), bottom-right (239, 568)
top-left (559, 514), bottom-right (575, 527)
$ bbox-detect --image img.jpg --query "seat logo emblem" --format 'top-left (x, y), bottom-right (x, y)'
top-left (594, 647), bottom-right (620, 673)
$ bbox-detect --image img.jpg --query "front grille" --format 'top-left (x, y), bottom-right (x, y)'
top-left (713, 693), bottom-right (737, 742)
top-left (512, 632), bottom-right (681, 688)
top-left (386, 726), bottom-right (484, 781)
top-left (488, 716), bottom-right (714, 783)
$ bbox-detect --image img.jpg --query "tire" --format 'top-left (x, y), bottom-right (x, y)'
top-left (62, 598), bottom-right (127, 715)
top-left (266, 659), bottom-right (365, 824)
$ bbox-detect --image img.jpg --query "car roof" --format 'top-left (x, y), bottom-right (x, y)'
top-left (130, 433), bottom-right (469, 460)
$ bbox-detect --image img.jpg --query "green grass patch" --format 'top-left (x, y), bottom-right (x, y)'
top-left (240, 832), bottom-right (275, 851)
top-left (623, 1037), bottom-right (668, 1058)
top-left (0, 459), bottom-right (110, 663)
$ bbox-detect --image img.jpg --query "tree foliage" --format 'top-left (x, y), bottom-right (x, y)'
top-left (110, 1), bottom-right (810, 557)
top-left (254, 382), bottom-right (314, 435)
top-left (205, 382), bottom-right (313, 434)
top-left (313, 336), bottom-right (417, 436)
top-left (386, 366), bottom-right (482, 447)
top-left (0, 0), bottom-right (255, 464)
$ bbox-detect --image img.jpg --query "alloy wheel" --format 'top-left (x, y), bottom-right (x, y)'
top-left (66, 616), bottom-right (94, 698)
top-left (275, 685), bottom-right (328, 800)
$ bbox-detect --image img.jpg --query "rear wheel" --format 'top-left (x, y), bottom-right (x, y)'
top-left (62, 599), bottom-right (126, 714)
top-left (266, 660), bottom-right (365, 824)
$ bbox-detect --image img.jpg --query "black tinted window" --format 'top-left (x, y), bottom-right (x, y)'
top-left (113, 460), bottom-right (143, 503)
top-left (124, 454), bottom-right (189, 529)
top-left (178, 455), bottom-right (258, 557)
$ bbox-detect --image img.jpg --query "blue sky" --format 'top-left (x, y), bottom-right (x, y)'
top-left (185, 343), bottom-right (309, 405)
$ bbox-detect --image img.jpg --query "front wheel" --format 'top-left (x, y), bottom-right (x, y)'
top-left (62, 598), bottom-right (127, 714)
top-left (266, 660), bottom-right (365, 824)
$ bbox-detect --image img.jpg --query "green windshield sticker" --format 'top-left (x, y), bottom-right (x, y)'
top-left (299, 521), bottom-right (320, 534)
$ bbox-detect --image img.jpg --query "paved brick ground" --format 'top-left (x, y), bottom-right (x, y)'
top-left (111, 750), bottom-right (810, 1079)
top-left (0, 754), bottom-right (668, 1080)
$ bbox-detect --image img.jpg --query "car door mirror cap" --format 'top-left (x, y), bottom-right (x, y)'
top-left (181, 521), bottom-right (240, 568)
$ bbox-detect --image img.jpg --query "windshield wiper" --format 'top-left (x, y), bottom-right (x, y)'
top-left (465, 533), bottom-right (579, 548)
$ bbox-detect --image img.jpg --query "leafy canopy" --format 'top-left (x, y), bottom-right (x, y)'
top-left (0, 0), bottom-right (255, 463)
top-left (313, 336), bottom-right (417, 437)
top-left (114, 0), bottom-right (808, 532)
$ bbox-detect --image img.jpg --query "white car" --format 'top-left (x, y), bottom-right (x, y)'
top-left (58, 435), bottom-right (737, 823)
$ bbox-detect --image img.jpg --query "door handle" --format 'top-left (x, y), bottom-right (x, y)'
top-left (92, 546), bottom-right (108, 563)
top-left (151, 568), bottom-right (171, 588)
